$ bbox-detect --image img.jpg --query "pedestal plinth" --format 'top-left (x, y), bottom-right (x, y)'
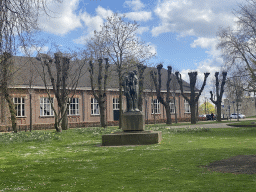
top-left (102, 131), bottom-right (162, 146)
top-left (102, 111), bottom-right (162, 146)
top-left (122, 111), bottom-right (144, 131)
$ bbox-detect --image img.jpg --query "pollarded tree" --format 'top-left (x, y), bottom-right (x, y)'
top-left (150, 64), bottom-right (172, 125)
top-left (93, 13), bottom-right (154, 128)
top-left (210, 72), bottom-right (227, 122)
top-left (89, 58), bottom-right (109, 128)
top-left (38, 52), bottom-right (86, 132)
top-left (175, 71), bottom-right (210, 124)
top-left (137, 63), bottom-right (147, 111)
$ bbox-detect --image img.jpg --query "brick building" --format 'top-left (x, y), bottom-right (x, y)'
top-left (0, 56), bottom-right (194, 131)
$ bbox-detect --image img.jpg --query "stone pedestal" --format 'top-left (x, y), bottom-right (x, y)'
top-left (102, 111), bottom-right (162, 146)
top-left (102, 131), bottom-right (162, 146)
top-left (122, 111), bottom-right (144, 131)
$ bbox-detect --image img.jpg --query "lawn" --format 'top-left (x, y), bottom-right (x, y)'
top-left (1, 125), bottom-right (256, 191)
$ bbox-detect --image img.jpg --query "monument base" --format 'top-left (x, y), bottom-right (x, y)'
top-left (122, 111), bottom-right (144, 131)
top-left (102, 131), bottom-right (162, 146)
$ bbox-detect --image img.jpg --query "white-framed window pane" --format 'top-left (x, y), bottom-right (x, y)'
top-left (170, 99), bottom-right (175, 113)
top-left (151, 99), bottom-right (160, 114)
top-left (68, 98), bottom-right (79, 115)
top-left (40, 97), bottom-right (54, 116)
top-left (184, 99), bottom-right (191, 113)
top-left (91, 98), bottom-right (99, 115)
top-left (113, 97), bottom-right (119, 110)
top-left (13, 97), bottom-right (25, 117)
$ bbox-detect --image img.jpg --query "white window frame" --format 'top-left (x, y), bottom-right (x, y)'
top-left (184, 99), bottom-right (191, 113)
top-left (40, 97), bottom-right (54, 116)
top-left (13, 97), bottom-right (25, 117)
top-left (68, 98), bottom-right (79, 115)
top-left (151, 99), bottom-right (160, 114)
top-left (113, 97), bottom-right (120, 110)
top-left (169, 99), bottom-right (175, 114)
top-left (91, 98), bottom-right (100, 115)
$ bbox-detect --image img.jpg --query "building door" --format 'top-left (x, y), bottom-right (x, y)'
top-left (113, 97), bottom-right (120, 121)
top-left (113, 110), bottom-right (119, 121)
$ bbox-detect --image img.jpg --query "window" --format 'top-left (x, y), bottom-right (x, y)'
top-left (151, 99), bottom-right (160, 114)
top-left (91, 98), bottom-right (99, 115)
top-left (169, 99), bottom-right (175, 114)
top-left (40, 97), bottom-right (54, 116)
top-left (13, 97), bottom-right (25, 117)
top-left (184, 99), bottom-right (191, 113)
top-left (68, 98), bottom-right (79, 115)
top-left (113, 97), bottom-right (119, 110)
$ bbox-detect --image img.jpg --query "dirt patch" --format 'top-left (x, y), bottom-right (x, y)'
top-left (204, 155), bottom-right (256, 174)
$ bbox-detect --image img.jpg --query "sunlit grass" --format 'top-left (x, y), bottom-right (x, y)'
top-left (1, 125), bottom-right (256, 191)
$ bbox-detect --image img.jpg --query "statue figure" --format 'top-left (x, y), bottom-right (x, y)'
top-left (123, 71), bottom-right (139, 112)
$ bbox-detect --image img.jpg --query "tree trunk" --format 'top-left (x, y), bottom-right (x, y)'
top-left (99, 103), bottom-right (106, 128)
top-left (119, 72), bottom-right (123, 129)
top-left (165, 104), bottom-right (172, 124)
top-left (5, 95), bottom-right (17, 133)
top-left (216, 102), bottom-right (222, 122)
top-left (190, 103), bottom-right (196, 124)
top-left (61, 106), bottom-right (69, 130)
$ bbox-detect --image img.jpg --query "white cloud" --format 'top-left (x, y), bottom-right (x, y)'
top-left (152, 0), bottom-right (243, 37)
top-left (136, 26), bottom-right (150, 35)
top-left (124, 0), bottom-right (145, 11)
top-left (147, 43), bottom-right (157, 56)
top-left (19, 45), bottom-right (49, 56)
top-left (38, 0), bottom-right (82, 35)
top-left (96, 6), bottom-right (114, 19)
top-left (125, 11), bottom-right (152, 21)
top-left (74, 7), bottom-right (108, 44)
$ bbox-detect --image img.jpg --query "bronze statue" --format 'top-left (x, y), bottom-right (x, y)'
top-left (123, 71), bottom-right (139, 112)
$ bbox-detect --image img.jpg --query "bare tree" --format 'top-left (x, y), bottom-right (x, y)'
top-left (150, 64), bottom-right (172, 124)
top-left (89, 58), bottom-right (109, 128)
top-left (137, 63), bottom-right (146, 111)
top-left (38, 52), bottom-right (86, 132)
top-left (175, 72), bottom-right (210, 124)
top-left (93, 13), bottom-right (154, 128)
top-left (226, 76), bottom-right (245, 121)
top-left (0, 0), bottom-right (61, 132)
top-left (210, 72), bottom-right (227, 122)
top-left (0, 52), bottom-right (17, 132)
top-left (217, 0), bottom-right (256, 92)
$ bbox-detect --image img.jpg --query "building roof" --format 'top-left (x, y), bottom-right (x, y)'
top-left (8, 56), bottom-right (195, 93)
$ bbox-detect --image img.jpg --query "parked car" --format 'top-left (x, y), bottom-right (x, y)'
top-left (206, 114), bottom-right (216, 120)
top-left (230, 113), bottom-right (246, 119)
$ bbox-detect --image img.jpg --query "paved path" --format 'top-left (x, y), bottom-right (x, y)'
top-left (168, 118), bottom-right (256, 129)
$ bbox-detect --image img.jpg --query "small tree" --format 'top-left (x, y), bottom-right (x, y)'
top-left (150, 64), bottom-right (172, 124)
top-left (89, 58), bottom-right (109, 128)
top-left (175, 71), bottom-right (210, 124)
top-left (210, 72), bottom-right (227, 122)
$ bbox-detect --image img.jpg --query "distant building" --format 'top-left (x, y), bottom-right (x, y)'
top-left (222, 98), bottom-right (256, 118)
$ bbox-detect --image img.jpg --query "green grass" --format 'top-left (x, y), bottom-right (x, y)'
top-left (1, 125), bottom-right (256, 191)
top-left (227, 120), bottom-right (256, 126)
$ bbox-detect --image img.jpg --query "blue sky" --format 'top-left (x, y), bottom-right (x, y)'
top-left (24, 0), bottom-right (244, 91)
